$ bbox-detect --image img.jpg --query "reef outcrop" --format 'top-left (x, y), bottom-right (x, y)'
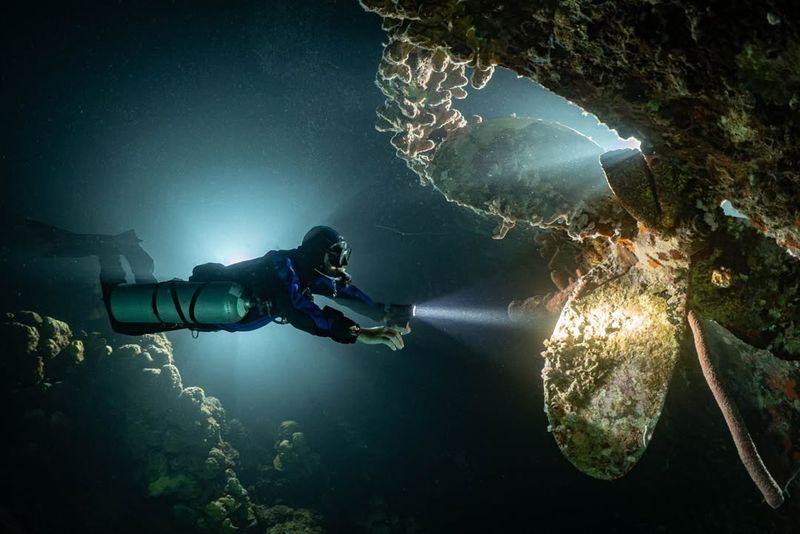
top-left (0, 311), bottom-right (322, 533)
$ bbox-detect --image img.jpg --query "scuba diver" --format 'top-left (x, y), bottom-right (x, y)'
top-left (12, 221), bottom-right (411, 351)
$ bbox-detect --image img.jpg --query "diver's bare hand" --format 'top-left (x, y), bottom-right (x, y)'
top-left (393, 321), bottom-right (411, 335)
top-left (356, 326), bottom-right (405, 351)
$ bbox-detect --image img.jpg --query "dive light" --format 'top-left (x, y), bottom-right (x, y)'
top-left (384, 303), bottom-right (415, 327)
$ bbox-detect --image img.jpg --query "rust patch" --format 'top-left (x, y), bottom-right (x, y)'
top-left (669, 249), bottom-right (686, 261)
top-left (750, 215), bottom-right (769, 234)
top-left (617, 238), bottom-right (635, 252)
top-left (595, 222), bottom-right (616, 237)
top-left (778, 234), bottom-right (800, 252)
top-left (647, 256), bottom-right (663, 268)
top-left (768, 376), bottom-right (800, 402)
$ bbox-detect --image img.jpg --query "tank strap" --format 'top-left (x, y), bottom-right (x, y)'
top-left (188, 282), bottom-right (209, 324)
top-left (168, 281), bottom-right (190, 325)
top-left (151, 282), bottom-right (165, 324)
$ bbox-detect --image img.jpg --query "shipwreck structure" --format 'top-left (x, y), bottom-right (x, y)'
top-left (359, 0), bottom-right (800, 508)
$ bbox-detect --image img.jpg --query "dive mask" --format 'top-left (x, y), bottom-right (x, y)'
top-left (326, 241), bottom-right (350, 268)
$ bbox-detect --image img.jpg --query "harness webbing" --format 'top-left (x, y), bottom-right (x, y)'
top-left (188, 282), bottom-right (209, 324)
top-left (168, 281), bottom-right (190, 325)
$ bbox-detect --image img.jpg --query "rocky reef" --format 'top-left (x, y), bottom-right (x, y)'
top-left (0, 311), bottom-right (322, 533)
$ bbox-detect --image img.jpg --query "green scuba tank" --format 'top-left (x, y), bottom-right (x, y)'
top-left (109, 281), bottom-right (251, 326)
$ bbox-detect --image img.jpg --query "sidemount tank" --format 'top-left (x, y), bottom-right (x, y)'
top-left (109, 281), bottom-right (251, 326)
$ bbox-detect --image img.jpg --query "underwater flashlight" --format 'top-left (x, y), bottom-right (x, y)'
top-left (384, 303), bottom-right (415, 327)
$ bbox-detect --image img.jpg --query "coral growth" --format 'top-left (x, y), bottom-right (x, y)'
top-left (373, 34), bottom-right (471, 180)
top-left (361, 0), bottom-right (800, 257)
top-left (0, 311), bottom-right (322, 533)
top-left (360, 2), bottom-right (800, 499)
top-left (272, 420), bottom-right (321, 477)
top-left (255, 505), bottom-right (322, 534)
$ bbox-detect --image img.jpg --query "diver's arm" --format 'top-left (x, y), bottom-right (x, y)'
top-left (334, 284), bottom-right (387, 322)
top-left (309, 275), bottom-right (387, 322)
top-left (334, 284), bottom-right (412, 332)
top-left (275, 264), bottom-right (403, 349)
top-left (274, 290), bottom-right (403, 349)
top-left (273, 263), bottom-right (360, 344)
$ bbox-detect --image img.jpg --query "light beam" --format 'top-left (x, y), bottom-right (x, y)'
top-left (413, 303), bottom-right (514, 327)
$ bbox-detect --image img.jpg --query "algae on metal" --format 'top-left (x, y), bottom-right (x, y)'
top-left (688, 217), bottom-right (800, 360)
top-left (701, 318), bottom-right (800, 492)
top-left (425, 117), bottom-right (633, 239)
top-left (360, 0), bottom-right (800, 257)
top-left (542, 259), bottom-right (683, 479)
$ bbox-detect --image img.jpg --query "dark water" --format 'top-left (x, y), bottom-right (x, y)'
top-left (1, 1), bottom-right (796, 532)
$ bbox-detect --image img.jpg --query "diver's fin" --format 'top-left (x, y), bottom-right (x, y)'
top-left (113, 229), bottom-right (156, 283)
top-left (17, 219), bottom-right (118, 258)
top-left (14, 220), bottom-right (157, 283)
top-left (98, 250), bottom-right (127, 286)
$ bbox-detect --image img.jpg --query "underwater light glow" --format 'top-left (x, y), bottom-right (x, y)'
top-left (552, 303), bottom-right (652, 341)
top-left (720, 199), bottom-right (749, 220)
top-left (223, 252), bottom-right (252, 265)
top-left (619, 136), bottom-right (642, 151)
top-left (413, 303), bottom-right (514, 327)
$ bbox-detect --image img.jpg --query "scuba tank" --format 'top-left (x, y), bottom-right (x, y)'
top-left (109, 281), bottom-right (251, 326)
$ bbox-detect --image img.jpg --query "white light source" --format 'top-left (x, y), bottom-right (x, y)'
top-left (552, 302), bottom-right (652, 342)
top-left (720, 199), bottom-right (748, 219)
top-left (223, 252), bottom-right (252, 265)
top-left (619, 136), bottom-right (642, 151)
top-left (413, 303), bottom-right (513, 327)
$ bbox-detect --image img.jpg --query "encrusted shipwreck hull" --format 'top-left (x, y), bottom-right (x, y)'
top-left (426, 118), bottom-right (626, 239)
top-left (360, 0), bottom-right (800, 256)
top-left (542, 224), bottom-right (689, 480)
top-left (543, 267), bottom-right (684, 479)
top-left (360, 0), bottom-right (800, 507)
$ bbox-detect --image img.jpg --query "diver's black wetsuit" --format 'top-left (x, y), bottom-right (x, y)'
top-left (11, 220), bottom-right (384, 341)
top-left (102, 248), bottom-right (385, 341)
top-left (189, 248), bottom-right (384, 340)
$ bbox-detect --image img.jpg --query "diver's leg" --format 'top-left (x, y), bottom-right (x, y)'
top-left (114, 229), bottom-right (157, 283)
top-left (21, 220), bottom-right (157, 283)
top-left (10, 220), bottom-right (169, 335)
top-left (98, 250), bottom-right (131, 333)
top-left (21, 219), bottom-right (117, 258)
